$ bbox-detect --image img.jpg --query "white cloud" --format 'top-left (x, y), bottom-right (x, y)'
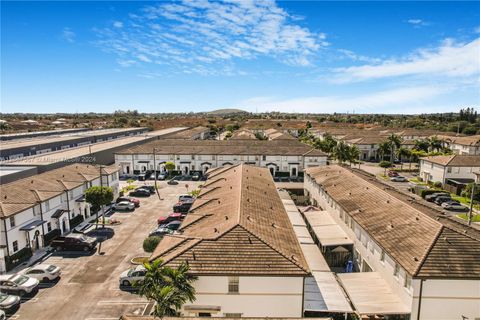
top-left (61, 27), bottom-right (76, 43)
top-left (331, 38), bottom-right (480, 83)
top-left (237, 85), bottom-right (449, 114)
top-left (406, 19), bottom-right (430, 27)
top-left (113, 21), bottom-right (123, 28)
top-left (95, 0), bottom-right (324, 74)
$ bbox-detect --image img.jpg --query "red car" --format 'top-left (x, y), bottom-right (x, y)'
top-left (116, 196), bottom-right (140, 207)
top-left (157, 213), bottom-right (183, 225)
top-left (387, 171), bottom-right (399, 177)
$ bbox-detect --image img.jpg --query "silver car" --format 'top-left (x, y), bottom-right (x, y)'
top-left (114, 201), bottom-right (135, 211)
top-left (119, 265), bottom-right (146, 287)
top-left (0, 274), bottom-right (39, 296)
top-left (0, 292), bottom-right (20, 311)
top-left (19, 264), bottom-right (61, 282)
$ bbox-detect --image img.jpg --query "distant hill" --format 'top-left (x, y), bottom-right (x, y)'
top-left (205, 108), bottom-right (248, 116)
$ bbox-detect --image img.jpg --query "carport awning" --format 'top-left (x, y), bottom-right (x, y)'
top-left (304, 272), bottom-right (353, 313)
top-left (137, 161), bottom-right (150, 163)
top-left (304, 210), bottom-right (353, 247)
top-left (52, 209), bottom-right (69, 218)
top-left (337, 272), bottom-right (411, 315)
top-left (19, 219), bottom-right (46, 231)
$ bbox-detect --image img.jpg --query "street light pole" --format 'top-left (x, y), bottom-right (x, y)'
top-left (153, 147), bottom-right (163, 201)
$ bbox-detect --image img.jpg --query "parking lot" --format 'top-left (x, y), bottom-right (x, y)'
top-left (8, 180), bottom-right (201, 320)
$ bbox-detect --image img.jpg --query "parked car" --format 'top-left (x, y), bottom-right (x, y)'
top-left (425, 192), bottom-right (450, 202)
top-left (158, 173), bottom-right (167, 180)
top-left (129, 189), bottom-right (151, 197)
top-left (149, 227), bottom-right (174, 237)
top-left (441, 200), bottom-right (460, 208)
top-left (443, 202), bottom-right (469, 211)
top-left (19, 264), bottom-right (61, 282)
top-left (0, 274), bottom-right (39, 296)
top-left (0, 292), bottom-right (20, 311)
top-left (387, 171), bottom-right (399, 177)
top-left (116, 196), bottom-right (140, 207)
top-left (50, 233), bottom-right (97, 252)
top-left (119, 265), bottom-right (146, 287)
top-left (157, 212), bottom-right (183, 225)
top-left (173, 200), bottom-right (193, 213)
top-left (192, 173), bottom-right (201, 181)
top-left (434, 195), bottom-right (452, 205)
top-left (159, 220), bottom-right (182, 231)
top-left (136, 186), bottom-right (155, 194)
top-left (178, 194), bottom-right (194, 202)
top-left (113, 201), bottom-right (135, 211)
top-left (390, 176), bottom-right (407, 182)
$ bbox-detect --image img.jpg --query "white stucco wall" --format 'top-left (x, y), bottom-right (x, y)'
top-left (181, 276), bottom-right (304, 317)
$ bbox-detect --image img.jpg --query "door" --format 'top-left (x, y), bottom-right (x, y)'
top-left (291, 167), bottom-right (297, 177)
top-left (269, 167), bottom-right (274, 176)
top-left (126, 166), bottom-right (130, 174)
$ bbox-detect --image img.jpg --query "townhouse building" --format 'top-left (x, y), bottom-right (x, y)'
top-left (150, 164), bottom-right (310, 317)
top-left (0, 163), bottom-right (119, 273)
top-left (304, 165), bottom-right (480, 320)
top-left (114, 139), bottom-right (327, 178)
top-left (419, 154), bottom-right (480, 184)
top-left (438, 135), bottom-right (480, 155)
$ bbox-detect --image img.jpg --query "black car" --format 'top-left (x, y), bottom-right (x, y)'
top-left (129, 189), bottom-right (151, 197)
top-left (434, 195), bottom-right (452, 205)
top-left (136, 186), bottom-right (156, 194)
top-left (173, 200), bottom-right (194, 213)
top-left (425, 192), bottom-right (449, 202)
top-left (167, 178), bottom-right (179, 185)
top-left (159, 220), bottom-right (182, 231)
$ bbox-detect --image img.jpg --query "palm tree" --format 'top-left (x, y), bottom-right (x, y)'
top-left (138, 260), bottom-right (197, 318)
top-left (348, 145), bottom-right (360, 167)
top-left (332, 141), bottom-right (350, 164)
top-left (413, 139), bottom-right (429, 152)
top-left (396, 147), bottom-right (411, 170)
top-left (377, 141), bottom-right (391, 161)
top-left (387, 134), bottom-right (402, 161)
top-left (427, 136), bottom-right (443, 152)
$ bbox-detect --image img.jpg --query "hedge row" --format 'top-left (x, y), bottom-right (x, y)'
top-left (5, 247), bottom-right (32, 271)
top-left (69, 214), bottom-right (85, 229)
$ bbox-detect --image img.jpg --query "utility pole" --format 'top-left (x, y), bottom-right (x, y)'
top-left (153, 148), bottom-right (163, 200)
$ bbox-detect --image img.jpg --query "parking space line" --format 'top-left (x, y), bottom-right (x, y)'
top-left (85, 318), bottom-right (119, 320)
top-left (97, 300), bottom-right (148, 305)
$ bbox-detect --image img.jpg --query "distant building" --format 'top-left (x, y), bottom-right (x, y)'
top-left (114, 139), bottom-right (327, 177)
top-left (149, 164), bottom-right (309, 317)
top-left (438, 135), bottom-right (480, 155)
top-left (419, 154), bottom-right (480, 185)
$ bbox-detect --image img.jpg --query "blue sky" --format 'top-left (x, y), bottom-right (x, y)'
top-left (1, 1), bottom-right (479, 114)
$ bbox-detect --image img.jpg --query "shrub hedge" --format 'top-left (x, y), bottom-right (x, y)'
top-left (5, 247), bottom-right (33, 271)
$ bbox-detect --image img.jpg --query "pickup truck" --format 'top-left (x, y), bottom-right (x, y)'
top-left (50, 233), bottom-right (97, 252)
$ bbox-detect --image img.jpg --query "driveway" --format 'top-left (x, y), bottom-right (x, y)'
top-left (9, 180), bottom-right (201, 320)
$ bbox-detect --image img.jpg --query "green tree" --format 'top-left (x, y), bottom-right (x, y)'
top-left (379, 160), bottom-right (393, 176)
top-left (348, 145), bottom-right (360, 167)
top-left (165, 162), bottom-right (175, 176)
top-left (461, 183), bottom-right (480, 202)
top-left (138, 260), bottom-right (197, 318)
top-left (427, 136), bottom-right (443, 152)
top-left (143, 236), bottom-right (162, 253)
top-left (387, 134), bottom-right (402, 161)
top-left (378, 141), bottom-right (392, 161)
top-left (396, 147), bottom-right (411, 170)
top-left (332, 141), bottom-right (350, 164)
top-left (85, 185), bottom-right (114, 228)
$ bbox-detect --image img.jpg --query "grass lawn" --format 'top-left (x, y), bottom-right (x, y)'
top-left (451, 195), bottom-right (480, 210)
top-left (457, 213), bottom-right (480, 222)
top-left (408, 177), bottom-right (427, 186)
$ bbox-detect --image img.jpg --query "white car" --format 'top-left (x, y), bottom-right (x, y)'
top-left (0, 274), bottom-right (39, 296)
top-left (0, 292), bottom-right (21, 311)
top-left (158, 173), bottom-right (167, 180)
top-left (114, 201), bottom-right (135, 211)
top-left (119, 265), bottom-right (146, 287)
top-left (390, 176), bottom-right (408, 182)
top-left (19, 264), bottom-right (61, 282)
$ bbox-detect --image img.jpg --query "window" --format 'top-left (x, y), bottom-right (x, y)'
top-left (447, 167), bottom-right (452, 173)
top-left (9, 216), bottom-right (16, 228)
top-left (262, 155), bottom-right (266, 161)
top-left (380, 250), bottom-right (385, 262)
top-left (12, 241), bottom-right (18, 252)
top-left (228, 276), bottom-right (239, 293)
top-left (404, 274), bottom-right (412, 289)
top-left (47, 222), bottom-right (52, 232)
top-left (191, 155), bottom-right (195, 160)
top-left (394, 264), bottom-right (400, 277)
top-left (224, 314), bottom-right (242, 318)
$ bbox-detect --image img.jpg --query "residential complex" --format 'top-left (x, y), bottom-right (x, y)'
top-left (114, 139), bottom-right (327, 177)
top-left (149, 164), bottom-right (309, 317)
top-left (419, 154), bottom-right (480, 184)
top-left (304, 165), bottom-right (480, 320)
top-left (0, 163), bottom-right (119, 273)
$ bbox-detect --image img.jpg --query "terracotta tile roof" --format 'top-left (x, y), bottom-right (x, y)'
top-left (305, 165), bottom-right (480, 278)
top-left (230, 129), bottom-right (256, 140)
top-left (121, 317), bottom-right (330, 320)
top-left (150, 164), bottom-right (310, 276)
top-left (163, 126), bottom-right (210, 139)
top-left (437, 134), bottom-right (480, 146)
top-left (421, 155), bottom-right (480, 167)
top-left (0, 163), bottom-right (119, 217)
top-left (116, 139), bottom-right (327, 157)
